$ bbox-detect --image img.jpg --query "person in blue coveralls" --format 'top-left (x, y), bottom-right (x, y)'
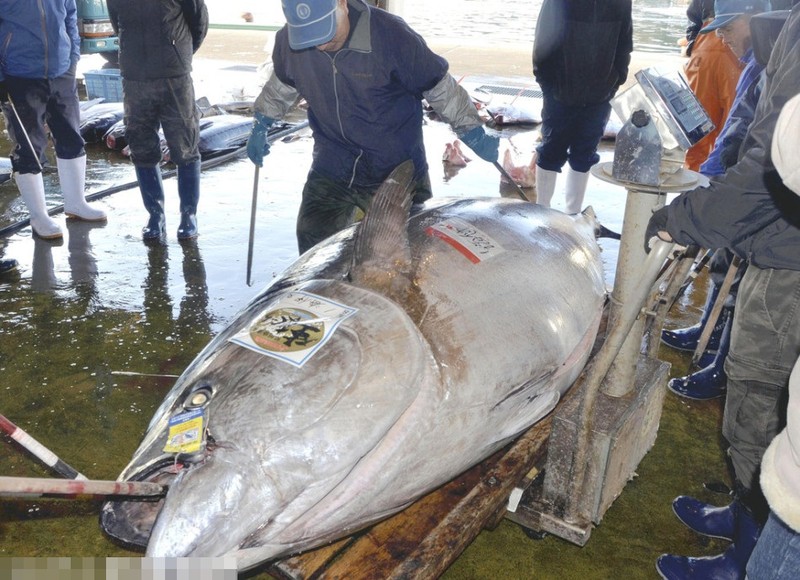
top-left (246, 0), bottom-right (500, 254)
top-left (645, 4), bottom-right (800, 578)
top-left (0, 0), bottom-right (107, 241)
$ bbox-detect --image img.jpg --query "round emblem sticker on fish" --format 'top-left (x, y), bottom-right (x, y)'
top-left (229, 291), bottom-right (357, 367)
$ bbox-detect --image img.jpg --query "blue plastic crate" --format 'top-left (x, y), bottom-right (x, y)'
top-left (83, 69), bottom-right (123, 102)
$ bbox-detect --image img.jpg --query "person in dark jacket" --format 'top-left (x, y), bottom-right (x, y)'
top-left (532, 0), bottom-right (633, 214)
top-left (107, 0), bottom-right (208, 241)
top-left (0, 0), bottom-right (107, 241)
top-left (247, 0), bottom-right (500, 254)
top-left (662, 0), bottom-right (771, 402)
top-left (646, 5), bottom-right (800, 578)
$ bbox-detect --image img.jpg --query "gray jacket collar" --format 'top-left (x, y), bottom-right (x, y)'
top-left (345, 0), bottom-right (372, 52)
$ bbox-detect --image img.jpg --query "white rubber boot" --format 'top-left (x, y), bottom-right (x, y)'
top-left (15, 172), bottom-right (63, 239)
top-left (58, 156), bottom-right (107, 222)
top-left (564, 167), bottom-right (591, 215)
top-left (534, 165), bottom-right (558, 208)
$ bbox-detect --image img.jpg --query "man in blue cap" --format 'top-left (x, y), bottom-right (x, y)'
top-left (246, 0), bottom-right (499, 254)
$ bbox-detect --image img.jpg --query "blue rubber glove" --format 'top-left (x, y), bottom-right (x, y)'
top-left (247, 112), bottom-right (275, 167)
top-left (459, 126), bottom-right (500, 163)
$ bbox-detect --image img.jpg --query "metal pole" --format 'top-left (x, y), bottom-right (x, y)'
top-left (6, 95), bottom-right (43, 172)
top-left (0, 413), bottom-right (87, 480)
top-left (493, 161), bottom-right (530, 201)
top-left (246, 165), bottom-right (260, 286)
top-left (0, 476), bottom-right (166, 499)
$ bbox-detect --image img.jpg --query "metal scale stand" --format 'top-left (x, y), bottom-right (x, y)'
top-left (506, 69), bottom-right (711, 544)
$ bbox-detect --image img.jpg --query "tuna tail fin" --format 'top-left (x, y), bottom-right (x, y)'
top-left (350, 160), bottom-right (416, 297)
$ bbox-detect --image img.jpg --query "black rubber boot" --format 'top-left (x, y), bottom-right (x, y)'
top-left (177, 160), bottom-right (200, 240)
top-left (135, 166), bottom-right (166, 240)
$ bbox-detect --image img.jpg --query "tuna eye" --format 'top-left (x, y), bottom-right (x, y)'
top-left (184, 384), bottom-right (213, 409)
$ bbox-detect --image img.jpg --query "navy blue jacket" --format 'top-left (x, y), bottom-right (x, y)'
top-left (666, 5), bottom-right (800, 271)
top-left (533, 0), bottom-right (633, 106)
top-left (267, 0), bottom-right (448, 189)
top-left (0, 0), bottom-right (79, 82)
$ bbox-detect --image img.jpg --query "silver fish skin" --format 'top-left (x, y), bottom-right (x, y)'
top-left (102, 164), bottom-right (606, 570)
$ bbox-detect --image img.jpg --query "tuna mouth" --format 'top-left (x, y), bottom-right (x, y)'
top-left (100, 458), bottom-right (188, 550)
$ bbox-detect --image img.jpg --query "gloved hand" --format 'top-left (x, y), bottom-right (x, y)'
top-left (0, 80), bottom-right (8, 103)
top-left (246, 112), bottom-right (275, 167)
top-left (459, 126), bottom-right (500, 163)
top-left (644, 205), bottom-right (671, 254)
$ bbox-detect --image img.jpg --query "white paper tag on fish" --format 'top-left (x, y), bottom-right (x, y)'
top-left (426, 217), bottom-right (504, 264)
top-left (163, 408), bottom-right (205, 454)
top-left (229, 291), bottom-right (357, 368)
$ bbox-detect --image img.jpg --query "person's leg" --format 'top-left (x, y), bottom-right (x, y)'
top-left (534, 91), bottom-right (570, 208)
top-left (160, 74), bottom-right (201, 239)
top-left (125, 80), bottom-right (169, 239)
top-left (563, 100), bottom-right (610, 214)
top-left (659, 268), bottom-right (800, 579)
top-left (47, 70), bottom-right (105, 221)
top-left (296, 171), bottom-right (371, 254)
top-left (747, 512), bottom-right (800, 580)
top-left (3, 76), bottom-right (62, 238)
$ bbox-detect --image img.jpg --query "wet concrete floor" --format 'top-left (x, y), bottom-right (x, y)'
top-left (0, 45), bottom-right (729, 579)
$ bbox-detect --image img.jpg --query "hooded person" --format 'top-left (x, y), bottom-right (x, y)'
top-left (646, 5), bottom-right (800, 578)
top-left (744, 90), bottom-right (800, 580)
top-left (246, 0), bottom-right (500, 254)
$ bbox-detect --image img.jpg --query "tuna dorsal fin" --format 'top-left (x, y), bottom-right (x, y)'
top-left (350, 160), bottom-right (415, 295)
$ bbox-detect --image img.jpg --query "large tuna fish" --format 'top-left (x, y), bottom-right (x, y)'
top-left (101, 161), bottom-right (606, 570)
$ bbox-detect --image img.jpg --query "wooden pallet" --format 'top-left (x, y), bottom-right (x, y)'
top-left (265, 416), bottom-right (552, 580)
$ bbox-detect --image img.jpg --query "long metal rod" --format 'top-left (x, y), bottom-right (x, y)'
top-left (246, 164), bottom-right (260, 286)
top-left (0, 413), bottom-right (87, 480)
top-left (0, 476), bottom-right (166, 499)
top-left (493, 160), bottom-right (530, 201)
top-left (691, 255), bottom-right (741, 367)
top-left (6, 95), bottom-right (43, 172)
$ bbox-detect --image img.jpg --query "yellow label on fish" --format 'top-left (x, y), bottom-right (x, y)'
top-left (163, 408), bottom-right (205, 454)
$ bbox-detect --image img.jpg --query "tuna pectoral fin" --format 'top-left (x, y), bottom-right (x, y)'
top-left (350, 160), bottom-right (415, 290)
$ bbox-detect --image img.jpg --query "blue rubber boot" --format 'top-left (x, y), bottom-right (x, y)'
top-left (176, 160), bottom-right (200, 240)
top-left (662, 283), bottom-right (725, 352)
top-left (0, 258), bottom-right (18, 274)
top-left (135, 166), bottom-right (166, 240)
top-left (668, 315), bottom-right (731, 400)
top-left (656, 501), bottom-right (761, 580)
top-left (672, 496), bottom-right (736, 541)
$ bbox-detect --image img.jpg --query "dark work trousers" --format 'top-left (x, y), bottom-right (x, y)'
top-left (536, 87), bottom-right (612, 173)
top-left (1, 72), bottom-right (85, 174)
top-left (122, 74), bottom-right (200, 167)
top-left (723, 266), bottom-right (800, 499)
top-left (296, 169), bottom-right (432, 254)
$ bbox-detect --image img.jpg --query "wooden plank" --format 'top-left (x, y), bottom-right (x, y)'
top-left (268, 417), bottom-right (551, 579)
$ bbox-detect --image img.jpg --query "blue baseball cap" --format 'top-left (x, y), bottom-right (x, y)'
top-left (700, 0), bottom-right (771, 33)
top-left (282, 0), bottom-right (339, 50)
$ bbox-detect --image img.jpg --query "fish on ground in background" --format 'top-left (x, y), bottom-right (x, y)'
top-left (101, 161), bottom-right (606, 571)
top-left (442, 140), bottom-right (472, 167)
top-left (486, 103), bottom-right (543, 125)
top-left (502, 149), bottom-right (538, 189)
top-left (79, 101), bottom-right (125, 144)
top-left (0, 158), bottom-right (11, 185)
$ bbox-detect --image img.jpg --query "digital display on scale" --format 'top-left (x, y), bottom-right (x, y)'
top-left (635, 69), bottom-right (714, 149)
